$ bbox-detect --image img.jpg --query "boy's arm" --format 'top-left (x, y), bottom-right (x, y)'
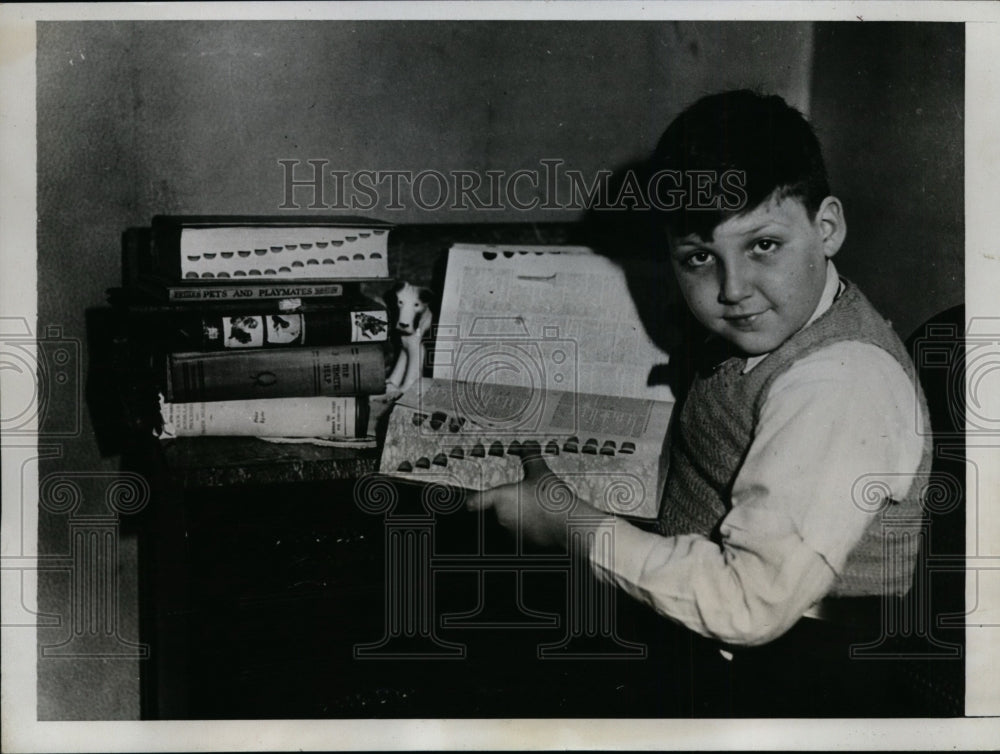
top-left (591, 340), bottom-right (926, 646)
top-left (590, 508), bottom-right (837, 646)
top-left (474, 340), bottom-right (925, 647)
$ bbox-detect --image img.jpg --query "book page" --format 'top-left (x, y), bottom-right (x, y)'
top-left (173, 226), bottom-right (389, 279)
top-left (433, 244), bottom-right (674, 403)
top-left (380, 378), bottom-right (671, 519)
top-left (416, 377), bottom-right (667, 441)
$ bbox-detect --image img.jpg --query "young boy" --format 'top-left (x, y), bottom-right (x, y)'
top-left (468, 90), bottom-right (932, 716)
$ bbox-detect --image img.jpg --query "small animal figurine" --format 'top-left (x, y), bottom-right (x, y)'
top-left (385, 281), bottom-right (434, 395)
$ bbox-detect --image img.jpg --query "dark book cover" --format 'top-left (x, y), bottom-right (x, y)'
top-left (113, 297), bottom-right (390, 351)
top-left (164, 343), bottom-right (386, 402)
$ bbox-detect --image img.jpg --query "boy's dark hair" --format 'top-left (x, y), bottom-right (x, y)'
top-left (653, 89), bottom-right (829, 240)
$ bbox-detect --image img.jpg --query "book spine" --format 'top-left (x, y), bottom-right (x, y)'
top-left (164, 344), bottom-right (386, 402)
top-left (108, 283), bottom-right (367, 308)
top-left (165, 282), bottom-right (346, 302)
top-left (157, 396), bottom-right (368, 438)
top-left (148, 223), bottom-right (182, 280)
top-left (154, 309), bottom-right (388, 350)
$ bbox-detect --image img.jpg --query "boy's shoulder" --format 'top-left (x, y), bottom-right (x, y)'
top-left (746, 278), bottom-right (919, 415)
top-left (770, 279), bottom-right (910, 374)
top-left (680, 278), bottom-right (922, 424)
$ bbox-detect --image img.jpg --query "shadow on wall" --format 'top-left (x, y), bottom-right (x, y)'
top-left (582, 156), bottom-right (704, 400)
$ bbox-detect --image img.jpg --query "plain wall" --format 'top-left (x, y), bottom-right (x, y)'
top-left (34, 20), bottom-right (960, 720)
top-left (810, 22), bottom-right (964, 339)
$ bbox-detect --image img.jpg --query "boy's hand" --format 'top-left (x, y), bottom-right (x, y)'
top-left (466, 441), bottom-right (609, 552)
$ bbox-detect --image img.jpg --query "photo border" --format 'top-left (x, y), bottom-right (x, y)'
top-left (2, 1), bottom-right (998, 750)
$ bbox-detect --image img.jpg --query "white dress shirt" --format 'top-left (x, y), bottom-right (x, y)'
top-left (589, 262), bottom-right (927, 646)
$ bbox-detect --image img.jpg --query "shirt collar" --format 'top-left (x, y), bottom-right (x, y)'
top-left (743, 260), bottom-right (843, 373)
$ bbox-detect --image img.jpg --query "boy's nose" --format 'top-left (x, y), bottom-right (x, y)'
top-left (718, 260), bottom-right (753, 304)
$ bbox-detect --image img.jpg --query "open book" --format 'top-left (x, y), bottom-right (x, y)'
top-left (380, 244), bottom-right (674, 519)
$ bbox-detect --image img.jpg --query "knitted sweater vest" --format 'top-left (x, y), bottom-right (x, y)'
top-left (658, 281), bottom-right (932, 597)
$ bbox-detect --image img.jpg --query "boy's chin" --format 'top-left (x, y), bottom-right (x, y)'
top-left (718, 328), bottom-right (788, 357)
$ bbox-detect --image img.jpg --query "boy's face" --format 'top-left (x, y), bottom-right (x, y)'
top-left (669, 194), bottom-right (846, 356)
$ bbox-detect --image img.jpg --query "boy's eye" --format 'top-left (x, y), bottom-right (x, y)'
top-left (752, 239), bottom-right (779, 253)
top-left (683, 251), bottom-right (714, 269)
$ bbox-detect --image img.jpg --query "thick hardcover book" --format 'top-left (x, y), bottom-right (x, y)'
top-left (156, 395), bottom-right (369, 439)
top-left (164, 343), bottom-right (386, 402)
top-left (122, 301), bottom-right (389, 351)
top-left (149, 215), bottom-right (391, 281)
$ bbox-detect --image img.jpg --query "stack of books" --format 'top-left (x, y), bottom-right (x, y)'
top-left (110, 216), bottom-right (393, 443)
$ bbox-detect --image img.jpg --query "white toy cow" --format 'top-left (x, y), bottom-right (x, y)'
top-left (385, 281), bottom-right (434, 395)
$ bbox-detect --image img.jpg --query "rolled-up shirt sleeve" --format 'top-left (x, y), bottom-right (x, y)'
top-left (588, 341), bottom-right (927, 647)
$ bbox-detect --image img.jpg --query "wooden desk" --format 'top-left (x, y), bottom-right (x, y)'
top-left (130, 437), bottom-right (380, 718)
top-left (131, 435), bottom-right (695, 719)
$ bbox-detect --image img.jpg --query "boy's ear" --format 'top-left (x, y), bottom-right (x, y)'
top-left (816, 196), bottom-right (847, 259)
